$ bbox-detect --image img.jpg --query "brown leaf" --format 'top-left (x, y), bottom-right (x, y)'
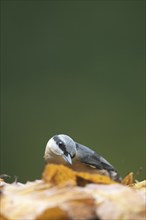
top-left (43, 164), bottom-right (77, 186)
top-left (0, 165), bottom-right (145, 220)
top-left (36, 207), bottom-right (68, 220)
top-left (43, 164), bottom-right (115, 186)
top-left (85, 183), bottom-right (146, 220)
top-left (0, 181), bottom-right (95, 220)
top-left (122, 172), bottom-right (134, 185)
top-left (132, 180), bottom-right (146, 189)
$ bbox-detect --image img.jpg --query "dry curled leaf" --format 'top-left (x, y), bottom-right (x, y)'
top-left (0, 165), bottom-right (145, 220)
top-left (85, 184), bottom-right (146, 220)
top-left (0, 181), bottom-right (95, 220)
top-left (43, 164), bottom-right (77, 186)
top-left (122, 172), bottom-right (134, 185)
top-left (132, 180), bottom-right (146, 189)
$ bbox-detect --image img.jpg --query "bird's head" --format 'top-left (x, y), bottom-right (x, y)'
top-left (44, 134), bottom-right (77, 164)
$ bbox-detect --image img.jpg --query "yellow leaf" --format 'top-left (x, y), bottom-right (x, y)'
top-left (122, 172), bottom-right (134, 185)
top-left (43, 164), bottom-right (115, 186)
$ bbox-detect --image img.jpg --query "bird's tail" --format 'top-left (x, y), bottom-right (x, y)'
top-left (109, 170), bottom-right (122, 182)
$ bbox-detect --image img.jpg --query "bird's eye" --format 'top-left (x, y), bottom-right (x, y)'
top-left (58, 141), bottom-right (64, 147)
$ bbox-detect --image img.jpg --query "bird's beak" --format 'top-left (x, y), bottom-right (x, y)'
top-left (63, 154), bottom-right (72, 164)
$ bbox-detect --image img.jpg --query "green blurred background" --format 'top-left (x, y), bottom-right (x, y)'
top-left (1, 1), bottom-right (145, 182)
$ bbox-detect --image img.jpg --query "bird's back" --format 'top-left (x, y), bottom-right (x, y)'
top-left (75, 142), bottom-right (121, 181)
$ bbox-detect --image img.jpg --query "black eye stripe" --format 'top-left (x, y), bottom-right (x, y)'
top-left (53, 136), bottom-right (68, 156)
top-left (59, 144), bottom-right (68, 156)
top-left (58, 141), bottom-right (64, 147)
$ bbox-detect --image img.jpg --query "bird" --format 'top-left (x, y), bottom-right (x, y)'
top-left (44, 134), bottom-right (121, 182)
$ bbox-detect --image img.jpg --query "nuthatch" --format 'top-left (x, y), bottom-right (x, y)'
top-left (44, 134), bottom-right (121, 182)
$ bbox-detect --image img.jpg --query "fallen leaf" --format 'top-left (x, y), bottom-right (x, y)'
top-left (0, 165), bottom-right (145, 220)
top-left (122, 172), bottom-right (134, 185)
top-left (43, 164), bottom-right (115, 186)
top-left (0, 181), bottom-right (95, 220)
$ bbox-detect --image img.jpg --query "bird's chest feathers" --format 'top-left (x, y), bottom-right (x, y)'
top-left (45, 154), bottom-right (109, 176)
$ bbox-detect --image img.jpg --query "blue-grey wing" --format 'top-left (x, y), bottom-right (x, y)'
top-left (75, 142), bottom-right (116, 171)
